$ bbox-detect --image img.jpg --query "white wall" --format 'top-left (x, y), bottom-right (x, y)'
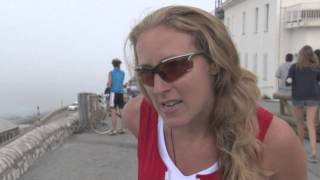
top-left (224, 0), bottom-right (279, 96)
top-left (289, 28), bottom-right (320, 53)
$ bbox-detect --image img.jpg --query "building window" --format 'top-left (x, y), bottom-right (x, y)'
top-left (244, 53), bottom-right (248, 68)
top-left (232, 15), bottom-right (235, 35)
top-left (265, 4), bottom-right (270, 32)
top-left (254, 8), bottom-right (259, 33)
top-left (242, 12), bottom-right (246, 35)
top-left (263, 54), bottom-right (268, 80)
top-left (253, 53), bottom-right (258, 74)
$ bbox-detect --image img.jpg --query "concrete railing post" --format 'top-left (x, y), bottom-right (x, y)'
top-left (77, 93), bottom-right (95, 133)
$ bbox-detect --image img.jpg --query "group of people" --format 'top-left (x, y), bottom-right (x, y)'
top-left (276, 45), bottom-right (320, 164)
top-left (121, 5), bottom-right (307, 180)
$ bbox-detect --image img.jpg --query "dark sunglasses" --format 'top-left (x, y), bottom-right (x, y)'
top-left (135, 51), bottom-right (205, 87)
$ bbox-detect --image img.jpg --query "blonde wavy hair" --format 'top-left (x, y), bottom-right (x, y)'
top-left (297, 45), bottom-right (319, 69)
top-left (127, 5), bottom-right (263, 180)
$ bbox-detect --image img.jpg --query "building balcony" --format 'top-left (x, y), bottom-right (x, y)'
top-left (284, 2), bottom-right (320, 29)
top-left (222, 0), bottom-right (246, 9)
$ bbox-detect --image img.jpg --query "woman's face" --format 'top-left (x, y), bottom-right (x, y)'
top-left (136, 25), bottom-right (214, 128)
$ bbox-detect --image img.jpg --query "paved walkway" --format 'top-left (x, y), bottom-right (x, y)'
top-left (20, 132), bottom-right (137, 180)
top-left (18, 100), bottom-right (319, 180)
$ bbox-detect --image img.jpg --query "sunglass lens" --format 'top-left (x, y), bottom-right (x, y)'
top-left (137, 70), bottom-right (154, 86)
top-left (158, 56), bottom-right (193, 82)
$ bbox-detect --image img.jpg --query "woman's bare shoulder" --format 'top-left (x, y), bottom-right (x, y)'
top-left (123, 95), bottom-right (144, 138)
top-left (262, 116), bottom-right (307, 180)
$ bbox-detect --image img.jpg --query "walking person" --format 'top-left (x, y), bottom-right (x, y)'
top-left (286, 45), bottom-right (320, 163)
top-left (123, 5), bottom-right (306, 180)
top-left (107, 58), bottom-right (125, 135)
top-left (274, 53), bottom-right (293, 115)
top-left (275, 53), bottom-right (293, 96)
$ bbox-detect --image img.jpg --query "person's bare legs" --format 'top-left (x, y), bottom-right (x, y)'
top-left (292, 106), bottom-right (305, 142)
top-left (110, 108), bottom-right (117, 135)
top-left (117, 108), bottom-right (126, 134)
top-left (305, 106), bottom-right (318, 158)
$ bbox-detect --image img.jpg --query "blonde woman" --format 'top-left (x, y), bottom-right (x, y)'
top-left (123, 6), bottom-right (306, 180)
top-left (287, 45), bottom-right (320, 163)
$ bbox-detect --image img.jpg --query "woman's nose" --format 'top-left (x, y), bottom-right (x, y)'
top-left (152, 74), bottom-right (171, 94)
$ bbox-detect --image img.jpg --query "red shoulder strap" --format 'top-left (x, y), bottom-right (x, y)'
top-left (138, 98), bottom-right (158, 158)
top-left (138, 98), bottom-right (167, 180)
top-left (256, 107), bottom-right (273, 141)
top-left (199, 108), bottom-right (273, 179)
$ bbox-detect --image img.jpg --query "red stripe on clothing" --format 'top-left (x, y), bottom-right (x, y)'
top-left (257, 107), bottom-right (273, 141)
top-left (137, 99), bottom-right (272, 180)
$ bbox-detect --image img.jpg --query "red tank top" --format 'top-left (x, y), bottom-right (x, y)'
top-left (138, 99), bottom-right (273, 180)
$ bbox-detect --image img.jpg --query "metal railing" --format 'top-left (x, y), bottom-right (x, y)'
top-left (0, 128), bottom-right (19, 146)
top-left (284, 2), bottom-right (320, 28)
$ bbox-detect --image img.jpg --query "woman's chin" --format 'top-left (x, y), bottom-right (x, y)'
top-left (162, 115), bottom-right (191, 128)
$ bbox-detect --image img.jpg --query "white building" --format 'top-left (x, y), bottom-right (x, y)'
top-left (220, 0), bottom-right (320, 97)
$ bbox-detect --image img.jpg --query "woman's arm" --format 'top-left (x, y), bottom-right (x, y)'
top-left (123, 94), bottom-right (144, 138)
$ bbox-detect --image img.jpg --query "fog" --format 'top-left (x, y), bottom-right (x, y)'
top-left (0, 0), bottom-right (214, 117)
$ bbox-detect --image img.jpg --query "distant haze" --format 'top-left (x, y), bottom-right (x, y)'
top-left (0, 0), bottom-right (214, 117)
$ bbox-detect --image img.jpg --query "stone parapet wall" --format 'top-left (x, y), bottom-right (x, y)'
top-left (0, 113), bottom-right (79, 180)
top-left (36, 106), bottom-right (68, 125)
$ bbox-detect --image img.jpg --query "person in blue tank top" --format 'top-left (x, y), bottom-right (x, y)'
top-left (107, 58), bottom-right (125, 135)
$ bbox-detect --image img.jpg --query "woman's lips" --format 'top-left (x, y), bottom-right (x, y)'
top-left (160, 100), bottom-right (182, 113)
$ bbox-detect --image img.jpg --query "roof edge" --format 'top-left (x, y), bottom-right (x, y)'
top-left (222, 0), bottom-right (247, 9)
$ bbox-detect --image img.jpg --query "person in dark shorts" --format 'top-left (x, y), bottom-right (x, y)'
top-left (107, 58), bottom-right (125, 135)
top-left (286, 45), bottom-right (320, 163)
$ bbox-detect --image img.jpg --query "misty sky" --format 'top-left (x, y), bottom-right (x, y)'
top-left (0, 0), bottom-right (214, 117)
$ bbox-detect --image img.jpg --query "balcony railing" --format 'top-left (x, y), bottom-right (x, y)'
top-left (284, 2), bottom-right (320, 29)
top-left (222, 0), bottom-right (246, 9)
